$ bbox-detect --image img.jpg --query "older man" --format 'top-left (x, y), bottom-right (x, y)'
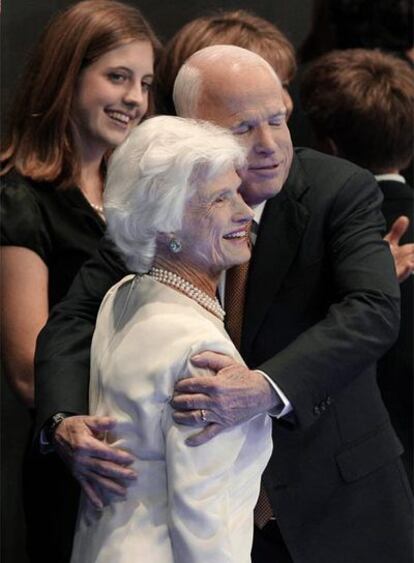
top-left (36, 47), bottom-right (412, 562)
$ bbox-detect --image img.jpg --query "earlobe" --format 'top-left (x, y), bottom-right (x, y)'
top-left (157, 232), bottom-right (183, 254)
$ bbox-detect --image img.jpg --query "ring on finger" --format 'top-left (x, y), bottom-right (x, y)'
top-left (200, 409), bottom-right (207, 424)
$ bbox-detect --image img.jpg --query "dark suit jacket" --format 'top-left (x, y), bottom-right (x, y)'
top-left (35, 150), bottom-right (413, 563)
top-left (376, 179), bottom-right (413, 487)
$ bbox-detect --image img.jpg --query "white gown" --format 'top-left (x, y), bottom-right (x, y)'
top-left (71, 274), bottom-right (272, 563)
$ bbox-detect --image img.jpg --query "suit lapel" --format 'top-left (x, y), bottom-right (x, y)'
top-left (241, 153), bottom-right (310, 357)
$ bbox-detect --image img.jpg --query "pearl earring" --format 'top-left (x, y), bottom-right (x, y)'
top-left (169, 238), bottom-right (182, 253)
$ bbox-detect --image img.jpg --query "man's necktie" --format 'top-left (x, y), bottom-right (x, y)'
top-left (224, 220), bottom-right (274, 529)
top-left (254, 483), bottom-right (274, 529)
top-left (224, 258), bottom-right (250, 350)
top-left (224, 220), bottom-right (260, 348)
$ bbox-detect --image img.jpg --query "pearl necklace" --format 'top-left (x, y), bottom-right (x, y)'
top-left (148, 267), bottom-right (225, 321)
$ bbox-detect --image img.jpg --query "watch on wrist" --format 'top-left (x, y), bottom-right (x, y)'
top-left (45, 412), bottom-right (70, 444)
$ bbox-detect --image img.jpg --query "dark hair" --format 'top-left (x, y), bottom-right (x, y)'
top-left (300, 0), bottom-right (414, 64)
top-left (301, 48), bottom-right (414, 172)
top-left (1, 0), bottom-right (161, 188)
top-left (154, 9), bottom-right (296, 114)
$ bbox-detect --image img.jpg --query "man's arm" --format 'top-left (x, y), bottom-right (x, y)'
top-left (174, 212), bottom-right (412, 446)
top-left (35, 236), bottom-right (127, 431)
top-left (255, 170), bottom-right (400, 427)
top-left (34, 236), bottom-right (136, 508)
top-left (172, 169), bottom-right (401, 440)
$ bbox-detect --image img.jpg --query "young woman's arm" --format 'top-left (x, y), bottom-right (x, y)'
top-left (1, 246), bottom-right (49, 407)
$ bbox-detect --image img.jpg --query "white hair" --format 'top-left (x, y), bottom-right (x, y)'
top-left (173, 44), bottom-right (281, 117)
top-left (104, 115), bottom-right (246, 273)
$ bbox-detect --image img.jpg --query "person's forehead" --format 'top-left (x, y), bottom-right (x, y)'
top-left (198, 78), bottom-right (284, 124)
top-left (190, 167), bottom-right (241, 204)
top-left (209, 61), bottom-right (280, 88)
top-left (209, 61), bottom-right (279, 93)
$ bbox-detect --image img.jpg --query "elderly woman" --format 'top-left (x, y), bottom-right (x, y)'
top-left (71, 116), bottom-right (272, 563)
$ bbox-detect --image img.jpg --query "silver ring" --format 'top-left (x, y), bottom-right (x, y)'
top-left (200, 409), bottom-right (207, 423)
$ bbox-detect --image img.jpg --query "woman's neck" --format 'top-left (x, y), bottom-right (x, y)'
top-left (79, 156), bottom-right (104, 206)
top-left (153, 256), bottom-right (219, 300)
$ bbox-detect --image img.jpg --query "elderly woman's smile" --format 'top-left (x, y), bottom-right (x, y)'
top-left (223, 227), bottom-right (250, 240)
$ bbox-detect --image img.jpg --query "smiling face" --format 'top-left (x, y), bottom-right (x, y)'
top-left (177, 167), bottom-right (254, 277)
top-left (194, 64), bottom-right (293, 206)
top-left (72, 40), bottom-right (154, 161)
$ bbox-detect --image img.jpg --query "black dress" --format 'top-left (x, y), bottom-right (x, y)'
top-left (1, 170), bottom-right (105, 563)
top-left (1, 170), bottom-right (105, 307)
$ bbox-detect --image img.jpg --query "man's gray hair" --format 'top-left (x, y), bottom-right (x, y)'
top-left (173, 44), bottom-right (281, 117)
top-left (104, 115), bottom-right (246, 273)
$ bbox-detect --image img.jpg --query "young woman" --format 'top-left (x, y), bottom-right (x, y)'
top-left (0, 1), bottom-right (160, 560)
top-left (1, 0), bottom-right (159, 406)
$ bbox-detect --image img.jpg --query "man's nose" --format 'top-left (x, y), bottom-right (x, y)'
top-left (254, 125), bottom-right (276, 155)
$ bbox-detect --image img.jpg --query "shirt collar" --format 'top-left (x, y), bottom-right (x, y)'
top-left (375, 173), bottom-right (406, 184)
top-left (252, 201), bottom-right (266, 225)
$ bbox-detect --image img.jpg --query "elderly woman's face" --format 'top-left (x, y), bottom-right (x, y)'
top-left (179, 167), bottom-right (254, 275)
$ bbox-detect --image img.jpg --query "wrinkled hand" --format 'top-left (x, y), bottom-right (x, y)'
top-left (384, 216), bottom-right (414, 283)
top-left (171, 351), bottom-right (278, 446)
top-left (53, 415), bottom-right (137, 510)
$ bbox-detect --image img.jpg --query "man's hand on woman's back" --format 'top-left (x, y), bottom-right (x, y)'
top-left (53, 415), bottom-right (137, 510)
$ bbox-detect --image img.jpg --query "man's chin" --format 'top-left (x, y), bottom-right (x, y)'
top-left (241, 181), bottom-right (284, 206)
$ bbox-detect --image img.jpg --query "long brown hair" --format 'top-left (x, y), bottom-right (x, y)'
top-left (1, 0), bottom-right (161, 188)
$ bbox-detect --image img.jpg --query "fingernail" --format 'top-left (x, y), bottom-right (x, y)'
top-left (191, 354), bottom-right (201, 361)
